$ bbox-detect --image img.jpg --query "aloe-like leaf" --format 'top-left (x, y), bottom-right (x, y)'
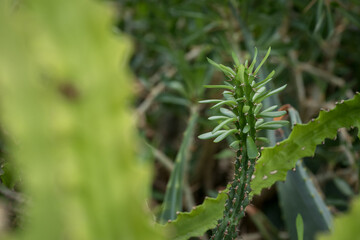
top-left (210, 100), bottom-right (237, 109)
top-left (220, 108), bottom-right (236, 118)
top-left (257, 110), bottom-right (287, 118)
top-left (277, 106), bottom-right (332, 240)
top-left (251, 94), bottom-right (360, 196)
top-left (246, 136), bottom-right (258, 158)
top-left (212, 118), bottom-right (236, 133)
top-left (198, 130), bottom-right (226, 140)
top-left (214, 129), bottom-right (237, 143)
top-left (208, 116), bottom-right (229, 121)
top-left (161, 191), bottom-right (228, 240)
top-left (198, 99), bottom-right (222, 104)
top-left (254, 47), bottom-right (271, 75)
top-left (204, 85), bottom-right (234, 90)
top-left (160, 111), bottom-right (198, 223)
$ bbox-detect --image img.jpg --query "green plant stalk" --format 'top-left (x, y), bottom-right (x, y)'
top-left (199, 48), bottom-right (288, 239)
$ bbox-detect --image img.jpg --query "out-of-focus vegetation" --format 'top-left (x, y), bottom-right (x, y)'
top-left (0, 0), bottom-right (360, 239)
top-left (0, 0), bottom-right (163, 239)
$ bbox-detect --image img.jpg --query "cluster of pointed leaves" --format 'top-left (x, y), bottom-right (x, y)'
top-left (199, 48), bottom-right (288, 149)
top-left (198, 48), bottom-right (288, 239)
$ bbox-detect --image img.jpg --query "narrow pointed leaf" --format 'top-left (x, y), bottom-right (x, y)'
top-left (210, 100), bottom-right (236, 109)
top-left (258, 110), bottom-right (287, 118)
top-left (261, 105), bottom-right (278, 113)
top-left (256, 120), bottom-right (289, 130)
top-left (254, 103), bottom-right (263, 115)
top-left (214, 129), bottom-right (237, 143)
top-left (207, 58), bottom-right (235, 77)
top-left (254, 47), bottom-right (271, 75)
top-left (208, 116), bottom-right (229, 121)
top-left (198, 130), bottom-right (226, 140)
top-left (255, 119), bottom-right (264, 128)
top-left (204, 85), bottom-right (234, 90)
top-left (220, 108), bottom-right (236, 118)
top-left (198, 99), bottom-right (222, 104)
top-left (254, 70), bottom-right (275, 88)
top-left (212, 118), bottom-right (236, 133)
top-left (252, 87), bottom-right (267, 102)
top-left (255, 85), bottom-right (287, 103)
top-left (248, 47), bottom-right (258, 73)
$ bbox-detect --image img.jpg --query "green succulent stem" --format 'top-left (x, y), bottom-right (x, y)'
top-left (200, 48), bottom-right (288, 239)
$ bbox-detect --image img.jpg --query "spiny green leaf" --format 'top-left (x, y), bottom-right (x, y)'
top-left (160, 191), bottom-right (228, 240)
top-left (246, 136), bottom-right (258, 159)
top-left (254, 47), bottom-right (271, 75)
top-left (251, 94), bottom-right (360, 196)
top-left (214, 129), bottom-right (237, 143)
